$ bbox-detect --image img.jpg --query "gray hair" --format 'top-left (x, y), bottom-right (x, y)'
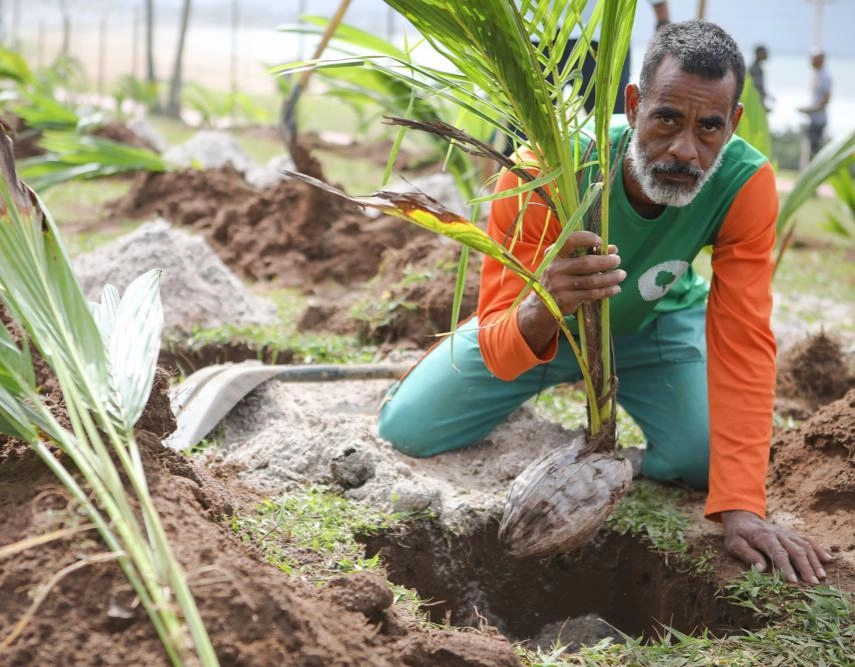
top-left (639, 20), bottom-right (745, 111)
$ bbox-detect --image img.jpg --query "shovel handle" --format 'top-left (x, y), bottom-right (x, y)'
top-left (281, 0), bottom-right (353, 145)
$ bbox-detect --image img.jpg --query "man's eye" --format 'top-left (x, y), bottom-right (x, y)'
top-left (658, 115), bottom-right (677, 125)
top-left (700, 123), bottom-right (720, 133)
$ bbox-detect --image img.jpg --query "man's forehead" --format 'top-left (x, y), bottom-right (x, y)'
top-left (644, 56), bottom-right (737, 113)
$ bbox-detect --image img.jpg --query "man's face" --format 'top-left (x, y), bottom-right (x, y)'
top-left (625, 56), bottom-right (742, 208)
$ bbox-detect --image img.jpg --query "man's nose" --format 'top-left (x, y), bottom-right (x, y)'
top-left (668, 128), bottom-right (699, 164)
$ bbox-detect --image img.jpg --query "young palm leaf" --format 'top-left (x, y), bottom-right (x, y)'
top-left (0, 123), bottom-right (217, 665)
top-left (288, 0), bottom-right (637, 557)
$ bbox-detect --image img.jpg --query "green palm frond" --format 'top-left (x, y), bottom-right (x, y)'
top-left (736, 75), bottom-right (772, 160)
top-left (18, 130), bottom-right (169, 191)
top-left (0, 128), bottom-right (216, 664)
top-left (777, 129), bottom-right (855, 236)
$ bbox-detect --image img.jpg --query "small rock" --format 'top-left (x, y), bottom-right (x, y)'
top-left (330, 447), bottom-right (377, 489)
top-left (390, 480), bottom-right (441, 513)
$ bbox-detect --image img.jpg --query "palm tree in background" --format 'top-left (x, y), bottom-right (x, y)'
top-left (166, 0), bottom-right (191, 117)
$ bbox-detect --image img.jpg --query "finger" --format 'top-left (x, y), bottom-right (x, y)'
top-left (798, 536), bottom-right (828, 579)
top-left (758, 536), bottom-right (799, 584)
top-left (782, 536), bottom-right (823, 584)
top-left (554, 231), bottom-right (603, 258)
top-left (553, 272), bottom-right (626, 307)
top-left (554, 253), bottom-right (623, 276)
top-left (802, 534), bottom-right (833, 564)
top-left (725, 535), bottom-right (768, 572)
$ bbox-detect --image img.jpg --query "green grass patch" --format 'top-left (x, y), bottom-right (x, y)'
top-left (231, 488), bottom-right (405, 580)
top-left (231, 488), bottom-right (428, 616)
top-left (39, 176), bottom-right (134, 226)
top-left (514, 482), bottom-right (854, 666)
top-left (174, 287), bottom-right (381, 369)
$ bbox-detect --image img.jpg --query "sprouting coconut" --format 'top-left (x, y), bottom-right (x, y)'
top-left (281, 0), bottom-right (638, 562)
top-left (498, 434), bottom-right (633, 558)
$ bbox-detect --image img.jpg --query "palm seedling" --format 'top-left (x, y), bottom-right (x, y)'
top-left (0, 122), bottom-right (217, 664)
top-left (284, 0), bottom-right (637, 557)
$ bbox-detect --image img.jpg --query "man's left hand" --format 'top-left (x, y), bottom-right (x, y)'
top-left (722, 510), bottom-right (832, 584)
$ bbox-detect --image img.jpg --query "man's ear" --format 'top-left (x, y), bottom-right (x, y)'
top-left (728, 103), bottom-right (744, 137)
top-left (625, 83), bottom-right (640, 126)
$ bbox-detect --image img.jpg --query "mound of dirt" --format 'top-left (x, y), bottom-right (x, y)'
top-left (776, 331), bottom-right (854, 410)
top-left (768, 388), bottom-right (855, 564)
top-left (0, 345), bottom-right (519, 665)
top-left (299, 235), bottom-right (480, 348)
top-left (109, 166), bottom-right (425, 287)
top-left (73, 219), bottom-right (277, 338)
top-left (94, 120), bottom-right (162, 152)
top-left (775, 331), bottom-right (855, 419)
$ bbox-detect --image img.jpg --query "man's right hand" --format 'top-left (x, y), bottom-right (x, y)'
top-left (517, 230), bottom-right (626, 356)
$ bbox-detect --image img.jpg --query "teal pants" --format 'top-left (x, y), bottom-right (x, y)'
top-left (378, 306), bottom-right (710, 490)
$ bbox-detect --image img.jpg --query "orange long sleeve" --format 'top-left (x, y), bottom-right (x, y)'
top-left (704, 162), bottom-right (778, 519)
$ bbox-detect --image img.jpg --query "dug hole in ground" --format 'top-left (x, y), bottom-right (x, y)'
top-left (1, 129), bottom-right (854, 665)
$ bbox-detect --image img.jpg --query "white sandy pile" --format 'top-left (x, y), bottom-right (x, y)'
top-left (163, 130), bottom-right (294, 190)
top-left (73, 219), bottom-right (277, 338)
top-left (208, 377), bottom-right (578, 535)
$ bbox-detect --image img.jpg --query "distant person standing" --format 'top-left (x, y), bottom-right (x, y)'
top-left (748, 45), bottom-right (773, 112)
top-left (798, 47), bottom-right (832, 159)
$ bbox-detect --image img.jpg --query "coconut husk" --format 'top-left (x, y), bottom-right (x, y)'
top-left (498, 433), bottom-right (632, 557)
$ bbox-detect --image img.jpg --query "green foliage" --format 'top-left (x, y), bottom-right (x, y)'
top-left (184, 83), bottom-right (272, 127)
top-left (0, 168), bottom-right (215, 662)
top-left (18, 130), bottom-right (169, 191)
top-left (0, 47), bottom-right (35, 86)
top-left (775, 129), bottom-right (855, 271)
top-left (233, 488), bottom-right (412, 580)
top-left (113, 74), bottom-right (161, 112)
top-left (736, 75), bottom-right (772, 160)
top-left (822, 161), bottom-right (855, 238)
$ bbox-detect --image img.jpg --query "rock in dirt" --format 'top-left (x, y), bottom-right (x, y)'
top-left (321, 571), bottom-right (394, 618)
top-left (73, 218), bottom-right (277, 337)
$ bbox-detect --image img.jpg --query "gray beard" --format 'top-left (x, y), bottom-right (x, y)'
top-left (626, 131), bottom-right (724, 208)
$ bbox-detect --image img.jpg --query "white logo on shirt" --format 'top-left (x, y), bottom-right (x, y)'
top-left (637, 260), bottom-right (690, 302)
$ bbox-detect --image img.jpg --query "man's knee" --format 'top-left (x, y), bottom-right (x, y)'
top-left (377, 398), bottom-right (475, 458)
top-left (641, 430), bottom-right (710, 490)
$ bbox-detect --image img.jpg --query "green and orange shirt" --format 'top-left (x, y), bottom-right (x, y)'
top-left (479, 119), bottom-right (777, 520)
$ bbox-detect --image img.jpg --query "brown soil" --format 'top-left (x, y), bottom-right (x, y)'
top-left (0, 354), bottom-right (518, 666)
top-left (93, 121), bottom-right (161, 152)
top-left (776, 331), bottom-right (855, 416)
top-left (109, 165), bottom-right (425, 288)
top-left (298, 236), bottom-right (480, 348)
top-left (108, 144), bottom-right (476, 348)
top-left (768, 388), bottom-right (855, 569)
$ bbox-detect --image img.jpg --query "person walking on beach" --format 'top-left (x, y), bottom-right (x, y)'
top-left (798, 47), bottom-right (832, 159)
top-left (379, 20), bottom-right (832, 586)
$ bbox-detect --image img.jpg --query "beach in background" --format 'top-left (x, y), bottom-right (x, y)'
top-left (4, 0), bottom-right (854, 138)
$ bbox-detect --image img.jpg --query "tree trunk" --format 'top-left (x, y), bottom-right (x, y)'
top-left (166, 0), bottom-right (191, 118)
top-left (229, 0), bottom-right (239, 117)
top-left (58, 0), bottom-right (70, 56)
